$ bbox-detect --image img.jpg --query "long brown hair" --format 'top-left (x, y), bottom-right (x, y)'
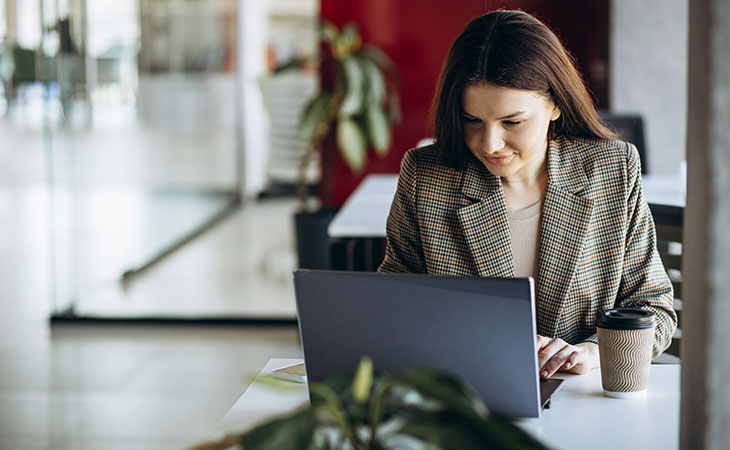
top-left (432, 10), bottom-right (616, 170)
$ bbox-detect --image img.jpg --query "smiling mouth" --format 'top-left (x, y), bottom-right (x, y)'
top-left (485, 154), bottom-right (514, 165)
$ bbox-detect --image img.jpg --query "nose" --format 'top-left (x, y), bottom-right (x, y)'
top-left (481, 126), bottom-right (505, 154)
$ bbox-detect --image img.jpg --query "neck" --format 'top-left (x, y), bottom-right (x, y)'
top-left (501, 158), bottom-right (549, 211)
top-left (502, 164), bottom-right (547, 188)
top-left (502, 158), bottom-right (548, 189)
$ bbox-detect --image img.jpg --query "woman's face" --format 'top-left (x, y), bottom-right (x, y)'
top-left (461, 83), bottom-right (560, 182)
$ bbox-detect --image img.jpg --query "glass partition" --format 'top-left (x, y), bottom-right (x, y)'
top-left (1, 0), bottom-right (320, 320)
top-left (0, 0), bottom-right (241, 319)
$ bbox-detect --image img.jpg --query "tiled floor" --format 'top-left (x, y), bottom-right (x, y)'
top-left (0, 326), bottom-right (302, 449)
top-left (0, 194), bottom-right (304, 449)
top-left (1, 198), bottom-right (304, 448)
top-left (1, 109), bottom-right (304, 448)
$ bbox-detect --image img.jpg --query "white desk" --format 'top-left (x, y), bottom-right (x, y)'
top-left (327, 173), bottom-right (685, 239)
top-left (328, 174), bottom-right (400, 238)
top-left (213, 359), bottom-right (307, 438)
top-left (517, 364), bottom-right (680, 450)
top-left (641, 174), bottom-right (686, 208)
top-left (215, 359), bottom-right (680, 450)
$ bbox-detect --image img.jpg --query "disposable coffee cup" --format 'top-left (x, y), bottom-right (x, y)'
top-left (596, 308), bottom-right (655, 398)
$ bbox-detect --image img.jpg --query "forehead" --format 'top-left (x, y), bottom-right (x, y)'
top-left (461, 83), bottom-right (551, 115)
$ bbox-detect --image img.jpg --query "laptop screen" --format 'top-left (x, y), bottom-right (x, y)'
top-left (294, 270), bottom-right (544, 418)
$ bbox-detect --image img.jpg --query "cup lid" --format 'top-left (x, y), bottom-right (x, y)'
top-left (596, 308), bottom-right (656, 330)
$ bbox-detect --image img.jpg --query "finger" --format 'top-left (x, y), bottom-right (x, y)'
top-left (542, 346), bottom-right (574, 378)
top-left (535, 335), bottom-right (550, 350)
top-left (561, 351), bottom-right (579, 371)
top-left (537, 338), bottom-right (567, 369)
top-left (537, 338), bottom-right (564, 368)
top-left (562, 351), bottom-right (593, 374)
top-left (538, 337), bottom-right (565, 356)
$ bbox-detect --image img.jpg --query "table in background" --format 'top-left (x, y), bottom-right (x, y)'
top-left (642, 174), bottom-right (685, 231)
top-left (328, 173), bottom-right (685, 271)
top-left (327, 175), bottom-right (398, 271)
top-left (214, 358), bottom-right (680, 450)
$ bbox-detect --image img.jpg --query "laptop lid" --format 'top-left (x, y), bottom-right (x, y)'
top-left (294, 270), bottom-right (546, 418)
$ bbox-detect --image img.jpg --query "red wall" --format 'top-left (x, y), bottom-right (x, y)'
top-left (320, 0), bottom-right (609, 208)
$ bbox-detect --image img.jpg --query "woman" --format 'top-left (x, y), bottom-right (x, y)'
top-left (378, 10), bottom-right (677, 379)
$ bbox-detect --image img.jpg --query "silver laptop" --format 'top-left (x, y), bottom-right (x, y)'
top-left (293, 270), bottom-right (564, 418)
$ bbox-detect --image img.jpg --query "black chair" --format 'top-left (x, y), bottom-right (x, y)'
top-left (599, 112), bottom-right (648, 174)
top-left (650, 204), bottom-right (683, 363)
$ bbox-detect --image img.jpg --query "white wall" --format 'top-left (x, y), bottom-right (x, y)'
top-left (610, 0), bottom-right (688, 175)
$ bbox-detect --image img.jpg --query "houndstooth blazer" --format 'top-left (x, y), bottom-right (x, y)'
top-left (378, 136), bottom-right (677, 357)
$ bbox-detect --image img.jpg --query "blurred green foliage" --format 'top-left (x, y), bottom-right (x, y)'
top-left (233, 358), bottom-right (550, 450)
top-left (298, 22), bottom-right (401, 177)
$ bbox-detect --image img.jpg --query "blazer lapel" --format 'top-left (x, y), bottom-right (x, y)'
top-left (536, 138), bottom-right (594, 336)
top-left (457, 159), bottom-right (514, 278)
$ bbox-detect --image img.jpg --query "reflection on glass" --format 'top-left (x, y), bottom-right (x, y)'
top-left (2, 0), bottom-right (318, 320)
top-left (0, 0), bottom-right (242, 318)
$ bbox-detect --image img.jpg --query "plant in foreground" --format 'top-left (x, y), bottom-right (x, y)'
top-left (191, 357), bottom-right (549, 450)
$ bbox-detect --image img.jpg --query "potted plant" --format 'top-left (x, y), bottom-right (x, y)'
top-left (294, 22), bottom-right (401, 269)
top-left (191, 357), bottom-right (549, 449)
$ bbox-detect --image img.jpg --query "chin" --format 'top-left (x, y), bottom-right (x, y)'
top-left (484, 162), bottom-right (518, 178)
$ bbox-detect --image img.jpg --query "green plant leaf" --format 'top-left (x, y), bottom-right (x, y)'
top-left (398, 410), bottom-right (492, 450)
top-left (352, 356), bottom-right (373, 404)
top-left (337, 23), bottom-right (361, 56)
top-left (479, 415), bottom-right (553, 450)
top-left (336, 117), bottom-right (367, 173)
top-left (399, 409), bottom-right (552, 450)
top-left (240, 407), bottom-right (316, 450)
top-left (309, 383), bottom-right (362, 449)
top-left (338, 56), bottom-right (365, 117)
top-left (361, 57), bottom-right (385, 106)
top-left (392, 370), bottom-right (488, 422)
top-left (298, 92), bottom-right (333, 145)
top-left (227, 364), bottom-right (551, 450)
top-left (320, 21), bottom-right (339, 43)
top-left (360, 44), bottom-right (400, 85)
top-left (368, 379), bottom-right (392, 429)
top-left (318, 370), bottom-right (357, 401)
top-left (399, 411), bottom-right (551, 450)
top-left (365, 102), bottom-right (390, 155)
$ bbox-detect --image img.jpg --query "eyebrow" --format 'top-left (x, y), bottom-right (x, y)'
top-left (462, 110), bottom-right (527, 120)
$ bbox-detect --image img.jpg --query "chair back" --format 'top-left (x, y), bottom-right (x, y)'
top-left (599, 112), bottom-right (648, 174)
top-left (651, 204), bottom-right (683, 358)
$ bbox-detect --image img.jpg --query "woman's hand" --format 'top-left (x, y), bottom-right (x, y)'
top-left (536, 335), bottom-right (600, 379)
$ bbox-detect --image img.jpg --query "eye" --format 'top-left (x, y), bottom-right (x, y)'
top-left (503, 120), bottom-right (523, 126)
top-left (462, 116), bottom-right (481, 124)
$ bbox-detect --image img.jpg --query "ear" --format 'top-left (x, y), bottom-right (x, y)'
top-left (550, 104), bottom-right (561, 122)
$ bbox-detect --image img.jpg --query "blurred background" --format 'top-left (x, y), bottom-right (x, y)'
top-left (0, 0), bottom-right (687, 448)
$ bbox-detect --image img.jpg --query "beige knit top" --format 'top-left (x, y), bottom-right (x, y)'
top-left (507, 199), bottom-right (543, 279)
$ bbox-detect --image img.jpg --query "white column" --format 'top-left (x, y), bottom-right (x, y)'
top-left (681, 0), bottom-right (730, 448)
top-left (5, 0), bottom-right (17, 41)
top-left (237, 0), bottom-right (268, 197)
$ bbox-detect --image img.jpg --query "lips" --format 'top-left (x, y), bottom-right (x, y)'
top-left (485, 154), bottom-right (514, 165)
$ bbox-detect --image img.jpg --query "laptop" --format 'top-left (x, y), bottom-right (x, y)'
top-left (293, 270), bottom-right (564, 418)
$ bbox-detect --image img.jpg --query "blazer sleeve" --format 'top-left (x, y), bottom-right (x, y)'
top-left (615, 143), bottom-right (678, 358)
top-left (377, 149), bottom-right (427, 273)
